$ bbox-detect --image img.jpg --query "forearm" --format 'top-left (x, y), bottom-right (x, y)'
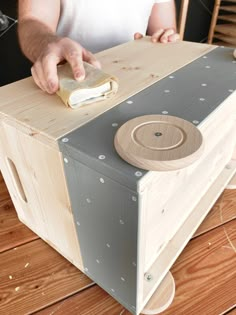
top-left (18, 0), bottom-right (60, 62)
top-left (147, 0), bottom-right (177, 35)
top-left (18, 18), bottom-right (59, 63)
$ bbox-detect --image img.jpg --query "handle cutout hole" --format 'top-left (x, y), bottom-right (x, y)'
top-left (7, 158), bottom-right (27, 203)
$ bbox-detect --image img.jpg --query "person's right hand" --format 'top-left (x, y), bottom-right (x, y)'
top-left (31, 37), bottom-right (101, 94)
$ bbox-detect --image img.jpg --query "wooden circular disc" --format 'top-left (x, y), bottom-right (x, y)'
top-left (141, 271), bottom-right (175, 315)
top-left (114, 115), bottom-right (204, 171)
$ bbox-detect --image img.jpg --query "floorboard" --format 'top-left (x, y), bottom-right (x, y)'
top-left (194, 189), bottom-right (236, 237)
top-left (0, 175), bottom-right (38, 253)
top-left (0, 171), bottom-right (236, 315)
top-left (33, 220), bottom-right (236, 315)
top-left (0, 239), bottom-right (93, 315)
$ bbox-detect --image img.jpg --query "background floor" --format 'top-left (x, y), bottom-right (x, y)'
top-left (0, 0), bottom-right (214, 86)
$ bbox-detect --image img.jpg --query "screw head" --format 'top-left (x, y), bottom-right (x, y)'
top-left (145, 273), bottom-right (153, 281)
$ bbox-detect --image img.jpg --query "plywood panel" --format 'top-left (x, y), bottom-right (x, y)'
top-left (0, 239), bottom-right (93, 315)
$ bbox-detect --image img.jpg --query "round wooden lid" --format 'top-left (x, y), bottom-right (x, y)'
top-left (114, 115), bottom-right (204, 171)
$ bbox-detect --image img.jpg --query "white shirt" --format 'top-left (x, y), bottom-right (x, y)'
top-left (57, 0), bottom-right (171, 53)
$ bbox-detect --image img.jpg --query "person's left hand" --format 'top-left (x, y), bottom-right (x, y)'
top-left (134, 29), bottom-right (180, 43)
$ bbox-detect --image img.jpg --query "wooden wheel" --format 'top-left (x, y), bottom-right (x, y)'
top-left (114, 115), bottom-right (204, 171)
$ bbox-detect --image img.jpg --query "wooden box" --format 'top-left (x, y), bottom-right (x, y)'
top-left (0, 38), bottom-right (235, 314)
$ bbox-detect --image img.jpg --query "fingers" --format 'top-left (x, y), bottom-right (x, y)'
top-left (65, 50), bottom-right (85, 81)
top-left (168, 33), bottom-right (180, 42)
top-left (134, 32), bottom-right (143, 40)
top-left (151, 29), bottom-right (164, 43)
top-left (160, 29), bottom-right (175, 43)
top-left (61, 38), bottom-right (101, 81)
top-left (151, 29), bottom-right (179, 44)
top-left (83, 48), bottom-right (101, 69)
top-left (31, 37), bottom-right (100, 94)
top-left (31, 51), bottom-right (60, 94)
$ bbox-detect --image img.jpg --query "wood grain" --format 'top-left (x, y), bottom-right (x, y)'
top-left (194, 189), bottom-right (236, 237)
top-left (161, 220), bottom-right (236, 315)
top-left (1, 170), bottom-right (236, 314)
top-left (34, 285), bottom-right (130, 315)
top-left (0, 173), bottom-right (37, 253)
top-left (142, 272), bottom-right (175, 315)
top-left (0, 239), bottom-right (93, 315)
top-left (0, 39), bottom-right (215, 142)
top-left (33, 220), bottom-right (236, 315)
top-left (0, 122), bottom-right (83, 269)
top-left (114, 115), bottom-right (203, 171)
top-left (0, 173), bottom-right (9, 207)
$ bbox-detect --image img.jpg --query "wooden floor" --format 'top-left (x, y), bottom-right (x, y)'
top-left (0, 172), bottom-right (235, 315)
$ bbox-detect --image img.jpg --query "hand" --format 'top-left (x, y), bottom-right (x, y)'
top-left (134, 29), bottom-right (180, 44)
top-left (31, 37), bottom-right (101, 94)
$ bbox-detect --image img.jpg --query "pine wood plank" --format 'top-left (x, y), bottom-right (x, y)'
top-left (194, 189), bottom-right (236, 237)
top-left (218, 14), bottom-right (236, 23)
top-left (33, 220), bottom-right (236, 315)
top-left (0, 239), bottom-right (93, 315)
top-left (0, 173), bottom-right (37, 253)
top-left (0, 123), bottom-right (83, 268)
top-left (220, 5), bottom-right (236, 13)
top-left (215, 24), bottom-right (236, 37)
top-left (141, 159), bottom-right (236, 311)
top-left (0, 40), bottom-right (215, 143)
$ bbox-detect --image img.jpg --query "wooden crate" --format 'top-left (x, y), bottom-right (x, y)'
top-left (0, 38), bottom-right (235, 314)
